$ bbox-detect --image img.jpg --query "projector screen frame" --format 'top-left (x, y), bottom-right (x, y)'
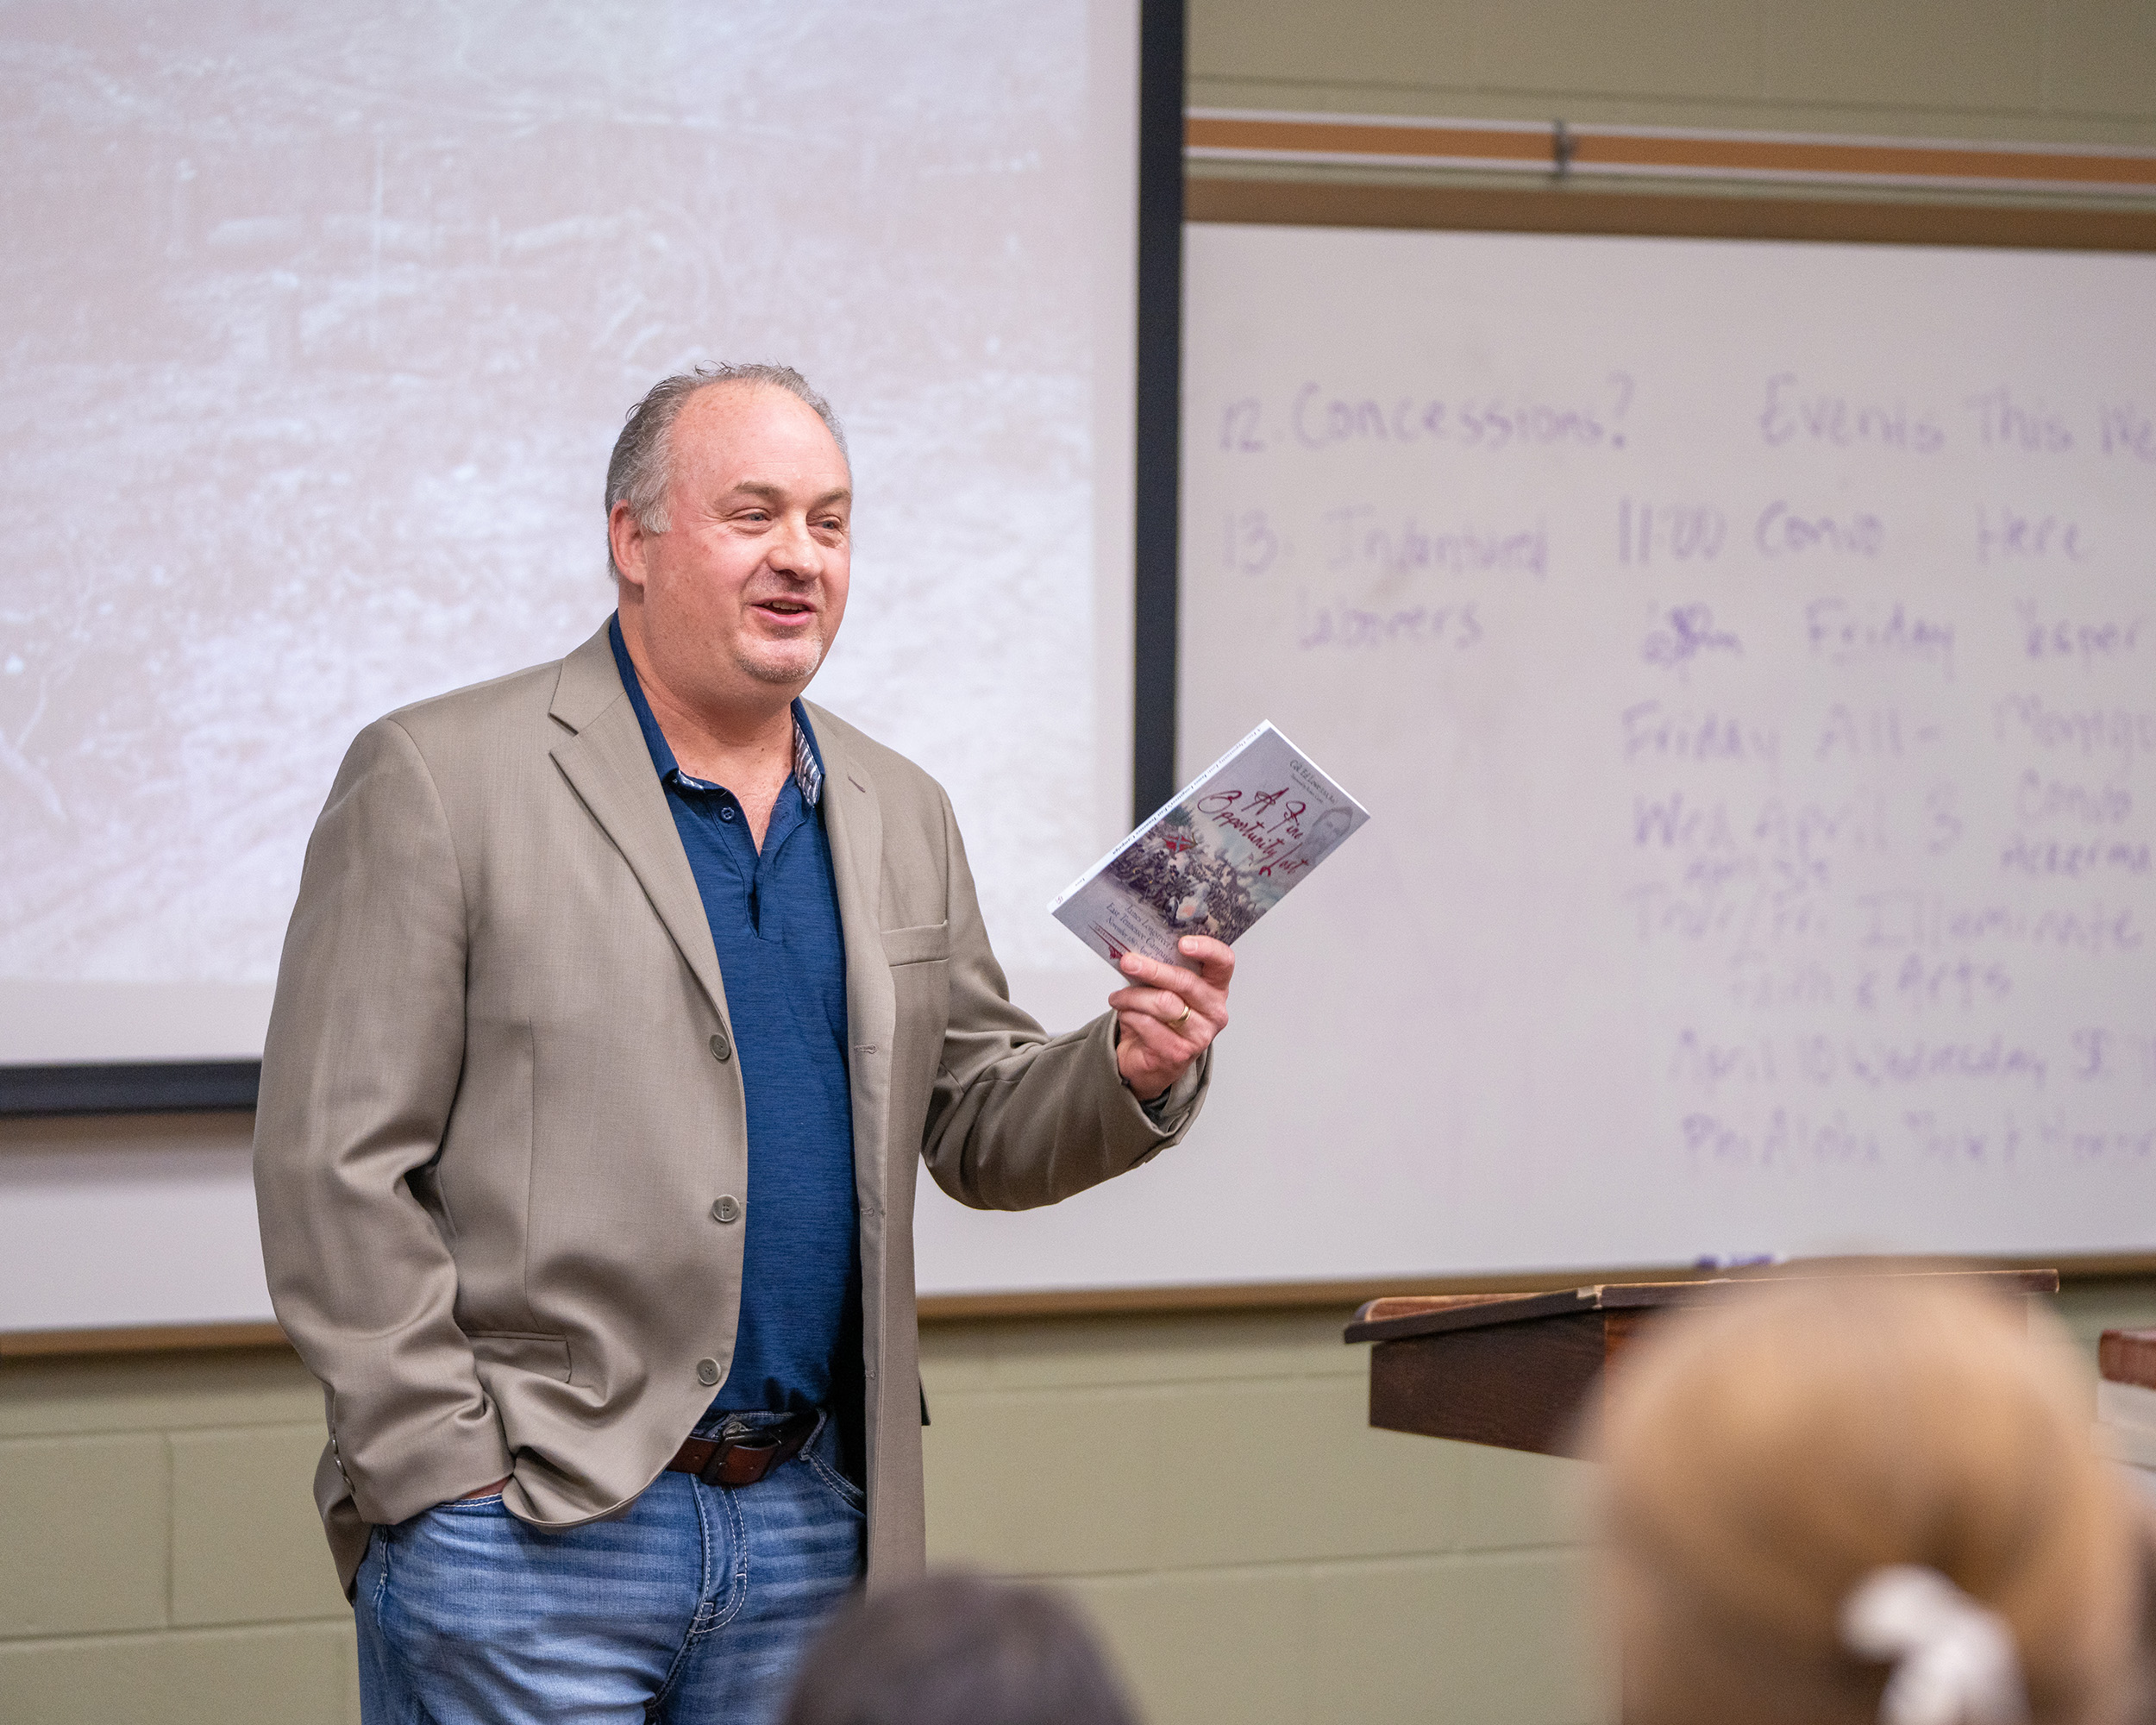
top-left (1130, 0), bottom-right (1186, 823)
top-left (0, 1063), bottom-right (260, 1116)
top-left (3, 0), bottom-right (1191, 1119)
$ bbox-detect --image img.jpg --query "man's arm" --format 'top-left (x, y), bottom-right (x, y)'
top-left (253, 718), bottom-right (511, 1527)
top-left (918, 794), bottom-right (1217, 1211)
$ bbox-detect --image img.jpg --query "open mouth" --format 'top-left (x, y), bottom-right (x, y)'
top-left (753, 598), bottom-right (816, 624)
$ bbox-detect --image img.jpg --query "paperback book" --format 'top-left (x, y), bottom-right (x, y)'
top-left (1050, 721), bottom-right (1370, 971)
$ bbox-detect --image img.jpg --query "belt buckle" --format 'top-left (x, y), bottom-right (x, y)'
top-left (721, 1414), bottom-right (786, 1455)
top-left (699, 1415), bottom-right (785, 1488)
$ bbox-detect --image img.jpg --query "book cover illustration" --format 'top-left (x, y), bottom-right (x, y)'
top-left (1050, 721), bottom-right (1370, 971)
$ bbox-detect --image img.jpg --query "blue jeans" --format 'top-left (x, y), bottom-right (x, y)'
top-left (354, 1410), bottom-right (865, 1724)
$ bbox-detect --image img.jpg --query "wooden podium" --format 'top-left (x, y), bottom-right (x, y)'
top-left (1345, 1269), bottom-right (2060, 1460)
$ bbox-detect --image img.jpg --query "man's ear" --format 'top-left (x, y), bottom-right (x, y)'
top-left (608, 500), bottom-right (649, 592)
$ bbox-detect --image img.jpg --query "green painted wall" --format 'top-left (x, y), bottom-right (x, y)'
top-left (1, 1349), bottom-right (360, 1724)
top-left (9, 1284), bottom-right (2156, 1723)
top-left (9, 3), bottom-right (2156, 1719)
top-left (919, 1308), bottom-right (1600, 1724)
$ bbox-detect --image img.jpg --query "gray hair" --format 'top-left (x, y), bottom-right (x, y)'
top-left (605, 362), bottom-right (849, 580)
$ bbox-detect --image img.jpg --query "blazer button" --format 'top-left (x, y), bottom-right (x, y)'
top-left (696, 1358), bottom-right (721, 1386)
top-left (711, 1195), bottom-right (742, 1224)
top-left (710, 1032), bottom-right (732, 1063)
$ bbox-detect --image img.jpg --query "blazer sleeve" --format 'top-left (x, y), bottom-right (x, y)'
top-left (253, 718), bottom-right (513, 1527)
top-left (918, 791), bottom-right (1211, 1212)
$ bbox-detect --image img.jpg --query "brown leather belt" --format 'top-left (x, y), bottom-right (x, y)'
top-left (665, 1413), bottom-right (818, 1489)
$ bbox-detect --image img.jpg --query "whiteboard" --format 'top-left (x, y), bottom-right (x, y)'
top-left (1145, 221), bottom-right (2156, 1282)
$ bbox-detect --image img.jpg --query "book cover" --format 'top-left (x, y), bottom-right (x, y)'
top-left (1049, 721), bottom-right (1370, 971)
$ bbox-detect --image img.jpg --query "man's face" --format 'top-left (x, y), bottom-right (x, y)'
top-left (617, 383), bottom-right (852, 706)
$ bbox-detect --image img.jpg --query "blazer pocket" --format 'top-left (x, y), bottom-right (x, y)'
top-left (881, 921), bottom-right (951, 967)
top-left (467, 1332), bottom-right (573, 1383)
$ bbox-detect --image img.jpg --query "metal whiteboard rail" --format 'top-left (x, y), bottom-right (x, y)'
top-left (1188, 109), bottom-right (2156, 198)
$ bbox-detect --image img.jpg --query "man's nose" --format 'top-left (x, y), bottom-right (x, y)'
top-left (768, 515), bottom-right (824, 577)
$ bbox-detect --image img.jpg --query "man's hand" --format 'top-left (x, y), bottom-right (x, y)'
top-left (1111, 936), bottom-right (1234, 1104)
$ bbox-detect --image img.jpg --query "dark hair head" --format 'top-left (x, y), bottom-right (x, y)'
top-left (782, 1571), bottom-right (1142, 1725)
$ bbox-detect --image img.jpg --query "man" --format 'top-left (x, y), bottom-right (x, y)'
top-left (254, 363), bottom-right (1232, 1724)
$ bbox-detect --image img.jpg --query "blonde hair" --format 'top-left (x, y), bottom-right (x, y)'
top-left (1597, 1276), bottom-right (2144, 1725)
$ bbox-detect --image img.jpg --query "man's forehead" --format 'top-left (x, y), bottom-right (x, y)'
top-left (677, 381), bottom-right (837, 451)
top-left (671, 387), bottom-right (849, 499)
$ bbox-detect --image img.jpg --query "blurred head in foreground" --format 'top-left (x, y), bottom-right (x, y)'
top-left (781, 1571), bottom-right (1141, 1725)
top-left (1598, 1276), bottom-right (2147, 1725)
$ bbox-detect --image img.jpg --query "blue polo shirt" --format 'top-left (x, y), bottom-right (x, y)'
top-left (609, 617), bottom-right (860, 1414)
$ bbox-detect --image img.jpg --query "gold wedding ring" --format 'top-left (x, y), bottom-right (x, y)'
top-left (1166, 1000), bottom-right (1192, 1029)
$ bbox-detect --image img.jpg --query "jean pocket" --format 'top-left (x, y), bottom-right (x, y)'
top-left (802, 1451), bottom-right (866, 1515)
top-left (430, 1493), bottom-right (507, 1515)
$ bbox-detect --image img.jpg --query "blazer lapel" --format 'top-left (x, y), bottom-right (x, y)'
top-left (806, 705), bottom-right (897, 1295)
top-left (811, 708), bottom-right (896, 1114)
top-left (547, 626), bottom-right (729, 1027)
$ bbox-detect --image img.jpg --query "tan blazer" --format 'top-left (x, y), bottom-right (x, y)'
top-left (254, 623), bottom-right (1208, 1596)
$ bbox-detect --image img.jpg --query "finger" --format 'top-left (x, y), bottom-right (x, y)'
top-left (1108, 982), bottom-right (1201, 1019)
top-left (1107, 984), bottom-right (1219, 1037)
top-left (1116, 1007), bottom-right (1202, 1062)
top-left (1175, 935), bottom-right (1236, 989)
top-left (1121, 949), bottom-right (1225, 1018)
top-left (1117, 998), bottom-right (1215, 1061)
top-left (1119, 947), bottom-right (1207, 985)
top-left (1118, 950), bottom-right (1174, 987)
top-left (1113, 956), bottom-right (1225, 1019)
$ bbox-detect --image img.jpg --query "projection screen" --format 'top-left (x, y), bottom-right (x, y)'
top-left (0, 1), bottom-right (1140, 1078)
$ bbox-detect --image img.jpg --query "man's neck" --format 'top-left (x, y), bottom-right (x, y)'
top-left (617, 615), bottom-right (802, 849)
